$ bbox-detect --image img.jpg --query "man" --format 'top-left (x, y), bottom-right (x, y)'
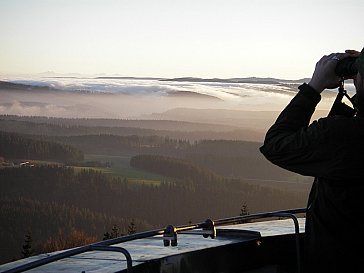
top-left (260, 48), bottom-right (364, 273)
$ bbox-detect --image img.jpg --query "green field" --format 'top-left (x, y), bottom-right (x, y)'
top-left (2, 155), bottom-right (165, 186)
top-left (81, 154), bottom-right (164, 185)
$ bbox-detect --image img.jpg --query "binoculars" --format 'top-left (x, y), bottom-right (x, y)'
top-left (335, 57), bottom-right (358, 77)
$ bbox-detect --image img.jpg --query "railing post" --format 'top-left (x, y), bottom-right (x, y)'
top-left (90, 245), bottom-right (133, 273)
top-left (163, 225), bottom-right (178, 247)
top-left (202, 219), bottom-right (216, 239)
top-left (268, 212), bottom-right (302, 273)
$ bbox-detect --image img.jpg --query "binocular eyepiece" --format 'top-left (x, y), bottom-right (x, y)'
top-left (335, 57), bottom-right (358, 78)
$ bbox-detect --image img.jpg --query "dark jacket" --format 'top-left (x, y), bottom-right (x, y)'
top-left (260, 83), bottom-right (364, 273)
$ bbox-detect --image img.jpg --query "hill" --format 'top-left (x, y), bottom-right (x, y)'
top-left (0, 131), bottom-right (83, 163)
top-left (0, 115), bottom-right (262, 141)
top-left (160, 77), bottom-right (311, 84)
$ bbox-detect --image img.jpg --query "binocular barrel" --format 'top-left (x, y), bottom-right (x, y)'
top-left (335, 57), bottom-right (358, 77)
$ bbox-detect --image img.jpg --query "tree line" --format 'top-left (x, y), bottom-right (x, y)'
top-left (130, 154), bottom-right (220, 183)
top-left (49, 135), bottom-right (292, 181)
top-left (0, 116), bottom-right (259, 142)
top-left (0, 129), bottom-right (294, 181)
top-left (0, 131), bottom-right (83, 163)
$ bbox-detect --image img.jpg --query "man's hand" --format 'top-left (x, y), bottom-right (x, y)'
top-left (308, 50), bottom-right (359, 93)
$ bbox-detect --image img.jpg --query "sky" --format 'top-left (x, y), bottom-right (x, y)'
top-left (0, 0), bottom-right (363, 79)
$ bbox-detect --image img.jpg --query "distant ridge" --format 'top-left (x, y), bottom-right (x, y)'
top-left (0, 80), bottom-right (54, 91)
top-left (167, 91), bottom-right (223, 101)
top-left (161, 77), bottom-right (310, 84)
top-left (95, 76), bottom-right (164, 80)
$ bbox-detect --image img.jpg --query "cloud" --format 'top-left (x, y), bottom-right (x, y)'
top-left (0, 100), bottom-right (67, 116)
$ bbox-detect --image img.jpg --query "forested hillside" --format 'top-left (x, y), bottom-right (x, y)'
top-left (0, 127), bottom-right (292, 181)
top-left (0, 196), bottom-right (150, 260)
top-left (0, 114), bottom-right (310, 265)
top-left (130, 154), bottom-right (220, 182)
top-left (0, 131), bottom-right (83, 163)
top-left (48, 135), bottom-right (293, 181)
top-left (0, 115), bottom-right (261, 141)
top-left (0, 164), bottom-right (307, 264)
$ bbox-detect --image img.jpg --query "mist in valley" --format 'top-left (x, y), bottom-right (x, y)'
top-left (0, 78), bottom-right (338, 141)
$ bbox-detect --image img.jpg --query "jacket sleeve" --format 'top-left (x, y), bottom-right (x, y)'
top-left (260, 83), bottom-right (348, 178)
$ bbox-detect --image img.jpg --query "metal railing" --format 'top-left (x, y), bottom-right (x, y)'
top-left (2, 207), bottom-right (306, 273)
top-left (2, 245), bottom-right (133, 273)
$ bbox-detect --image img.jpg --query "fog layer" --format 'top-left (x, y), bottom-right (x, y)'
top-left (0, 77), bottom-right (341, 135)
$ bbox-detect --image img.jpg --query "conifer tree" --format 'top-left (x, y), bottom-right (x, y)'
top-left (103, 232), bottom-right (111, 240)
top-left (128, 220), bottom-right (136, 235)
top-left (21, 230), bottom-right (34, 258)
top-left (111, 225), bottom-right (120, 238)
top-left (103, 225), bottom-right (120, 240)
top-left (239, 201), bottom-right (250, 223)
top-left (240, 201), bottom-right (249, 216)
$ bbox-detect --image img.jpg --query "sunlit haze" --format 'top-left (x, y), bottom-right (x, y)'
top-left (1, 0), bottom-right (363, 79)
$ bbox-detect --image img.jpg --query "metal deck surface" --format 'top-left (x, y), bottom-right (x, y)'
top-left (0, 218), bottom-right (306, 273)
top-left (223, 218), bottom-right (305, 237)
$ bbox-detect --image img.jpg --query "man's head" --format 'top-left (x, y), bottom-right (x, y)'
top-left (355, 48), bottom-right (364, 98)
top-left (357, 48), bottom-right (364, 78)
